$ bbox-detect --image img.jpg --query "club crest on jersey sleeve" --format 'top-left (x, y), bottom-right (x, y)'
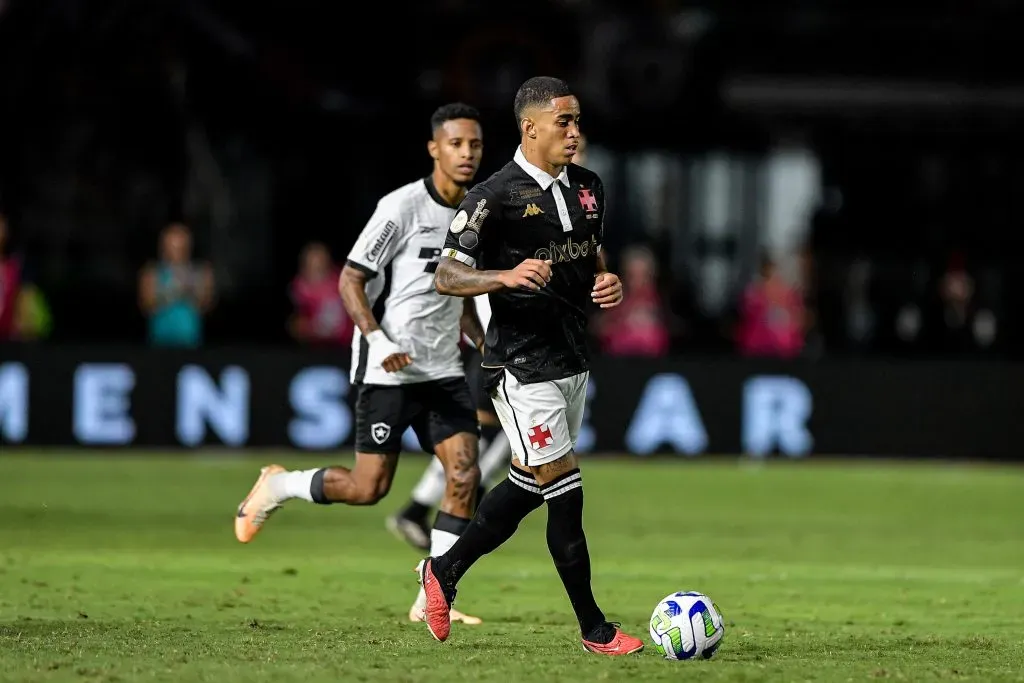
top-left (466, 198), bottom-right (490, 231)
top-left (449, 210), bottom-right (468, 234)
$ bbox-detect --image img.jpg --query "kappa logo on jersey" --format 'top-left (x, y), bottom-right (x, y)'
top-left (533, 235), bottom-right (599, 264)
top-left (366, 221), bottom-right (399, 262)
top-left (522, 203), bottom-right (544, 217)
top-left (528, 424), bottom-right (553, 449)
top-left (466, 198), bottom-right (490, 231)
top-left (370, 422), bottom-right (391, 445)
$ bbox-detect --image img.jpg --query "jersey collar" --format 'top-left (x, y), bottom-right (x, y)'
top-left (514, 146), bottom-right (570, 190)
top-left (423, 175), bottom-right (459, 209)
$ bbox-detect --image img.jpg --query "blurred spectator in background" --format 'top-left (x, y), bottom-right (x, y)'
top-left (0, 213), bottom-right (23, 341)
top-left (934, 253), bottom-right (997, 354)
top-left (288, 241), bottom-right (352, 347)
top-left (594, 244), bottom-right (670, 357)
top-left (0, 213), bottom-right (51, 342)
top-left (138, 223), bottom-right (215, 348)
top-left (736, 254), bottom-right (806, 358)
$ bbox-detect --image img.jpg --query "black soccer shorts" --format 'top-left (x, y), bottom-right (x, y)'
top-left (461, 346), bottom-right (496, 415)
top-left (353, 377), bottom-right (479, 455)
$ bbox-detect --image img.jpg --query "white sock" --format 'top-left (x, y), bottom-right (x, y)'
top-left (267, 469), bottom-right (318, 502)
top-left (411, 456), bottom-right (448, 508)
top-left (430, 528), bottom-right (461, 558)
top-left (479, 432), bottom-right (513, 487)
top-left (413, 528), bottom-right (463, 612)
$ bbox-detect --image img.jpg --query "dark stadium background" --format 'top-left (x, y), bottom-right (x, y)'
top-left (1, 0), bottom-right (1019, 456)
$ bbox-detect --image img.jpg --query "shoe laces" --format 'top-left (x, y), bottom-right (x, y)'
top-left (251, 502), bottom-right (281, 526)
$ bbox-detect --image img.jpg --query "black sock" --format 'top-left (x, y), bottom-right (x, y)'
top-left (541, 467), bottom-right (606, 638)
top-left (432, 510), bottom-right (471, 541)
top-left (310, 468), bottom-right (331, 505)
top-left (473, 484), bottom-right (488, 513)
top-left (399, 500), bottom-right (431, 523)
top-left (432, 465), bottom-right (543, 594)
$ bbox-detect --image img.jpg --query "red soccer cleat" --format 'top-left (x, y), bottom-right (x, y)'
top-left (417, 558), bottom-right (453, 642)
top-left (582, 624), bottom-right (646, 656)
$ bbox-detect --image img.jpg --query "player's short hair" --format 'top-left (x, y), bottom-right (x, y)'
top-left (430, 102), bottom-right (481, 135)
top-left (513, 76), bottom-right (573, 124)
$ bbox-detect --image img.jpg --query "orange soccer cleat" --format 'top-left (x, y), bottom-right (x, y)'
top-left (417, 558), bottom-right (454, 642)
top-left (234, 464), bottom-right (286, 543)
top-left (582, 624), bottom-right (646, 656)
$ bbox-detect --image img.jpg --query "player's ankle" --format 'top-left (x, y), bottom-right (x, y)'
top-left (582, 621), bottom-right (616, 644)
top-left (430, 555), bottom-right (458, 599)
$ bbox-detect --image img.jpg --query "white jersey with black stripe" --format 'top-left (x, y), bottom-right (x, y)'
top-left (345, 177), bottom-right (464, 386)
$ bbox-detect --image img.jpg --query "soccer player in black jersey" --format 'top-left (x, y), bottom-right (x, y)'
top-left (417, 77), bottom-right (644, 655)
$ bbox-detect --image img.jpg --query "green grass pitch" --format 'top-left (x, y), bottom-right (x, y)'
top-left (1, 453), bottom-right (1023, 682)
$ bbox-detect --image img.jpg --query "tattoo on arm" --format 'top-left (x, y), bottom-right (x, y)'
top-left (435, 258), bottom-right (504, 297)
top-left (460, 298), bottom-right (486, 350)
top-left (339, 266), bottom-right (381, 336)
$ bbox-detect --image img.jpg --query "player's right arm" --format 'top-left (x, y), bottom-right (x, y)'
top-left (340, 203), bottom-right (411, 373)
top-left (435, 186), bottom-right (552, 297)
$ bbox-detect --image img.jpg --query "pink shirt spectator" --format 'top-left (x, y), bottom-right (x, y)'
top-left (598, 282), bottom-right (670, 357)
top-left (290, 269), bottom-right (353, 346)
top-left (0, 255), bottom-right (22, 340)
top-left (737, 275), bottom-right (805, 358)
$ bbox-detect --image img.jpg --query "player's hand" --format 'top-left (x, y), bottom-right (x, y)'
top-left (381, 352), bottom-right (413, 373)
top-left (592, 272), bottom-right (623, 308)
top-left (366, 330), bottom-right (412, 373)
top-left (498, 259), bottom-right (552, 291)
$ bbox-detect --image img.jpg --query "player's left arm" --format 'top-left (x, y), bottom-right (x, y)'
top-left (459, 297), bottom-right (486, 352)
top-left (590, 177), bottom-right (623, 309)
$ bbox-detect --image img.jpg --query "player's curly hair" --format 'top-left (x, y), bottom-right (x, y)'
top-left (430, 102), bottom-right (481, 134)
top-left (513, 76), bottom-right (573, 125)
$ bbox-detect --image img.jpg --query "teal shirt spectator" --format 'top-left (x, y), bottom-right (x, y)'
top-left (141, 223), bottom-right (213, 348)
top-left (149, 264), bottom-right (203, 347)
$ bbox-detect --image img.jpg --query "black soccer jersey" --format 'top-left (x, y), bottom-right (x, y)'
top-left (442, 147), bottom-right (606, 386)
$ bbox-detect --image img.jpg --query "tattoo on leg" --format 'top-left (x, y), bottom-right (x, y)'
top-left (436, 435), bottom-right (481, 516)
top-left (451, 444), bottom-right (477, 506)
top-left (531, 451), bottom-right (578, 486)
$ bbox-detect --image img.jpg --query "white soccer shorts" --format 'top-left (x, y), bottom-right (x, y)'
top-left (491, 368), bottom-right (589, 467)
